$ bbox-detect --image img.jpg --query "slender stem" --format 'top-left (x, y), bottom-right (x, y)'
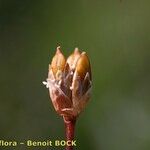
top-left (63, 116), bottom-right (76, 150)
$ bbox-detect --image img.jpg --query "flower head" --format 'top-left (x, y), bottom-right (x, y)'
top-left (43, 46), bottom-right (92, 119)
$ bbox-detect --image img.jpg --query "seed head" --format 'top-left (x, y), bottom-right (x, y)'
top-left (43, 46), bottom-right (92, 119)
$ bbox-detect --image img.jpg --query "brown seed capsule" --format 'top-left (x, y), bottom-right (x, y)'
top-left (66, 48), bottom-right (81, 70)
top-left (76, 52), bottom-right (91, 80)
top-left (50, 46), bottom-right (66, 78)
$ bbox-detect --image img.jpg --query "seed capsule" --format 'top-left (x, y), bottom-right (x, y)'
top-left (76, 52), bottom-right (91, 79)
top-left (66, 48), bottom-right (81, 70)
top-left (51, 46), bottom-right (66, 78)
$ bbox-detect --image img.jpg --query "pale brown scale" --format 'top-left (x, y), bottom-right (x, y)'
top-left (50, 46), bottom-right (66, 79)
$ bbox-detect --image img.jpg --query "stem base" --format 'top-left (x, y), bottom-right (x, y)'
top-left (63, 116), bottom-right (76, 150)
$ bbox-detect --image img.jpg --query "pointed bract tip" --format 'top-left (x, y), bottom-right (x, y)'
top-left (81, 51), bottom-right (86, 55)
top-left (56, 46), bottom-right (61, 54)
top-left (74, 47), bottom-right (80, 53)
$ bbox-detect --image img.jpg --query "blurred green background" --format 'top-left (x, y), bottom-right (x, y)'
top-left (0, 0), bottom-right (150, 150)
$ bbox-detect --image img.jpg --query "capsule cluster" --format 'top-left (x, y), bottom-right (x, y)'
top-left (43, 46), bottom-right (92, 119)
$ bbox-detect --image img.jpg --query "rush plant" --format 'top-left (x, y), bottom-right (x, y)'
top-left (43, 46), bottom-right (92, 150)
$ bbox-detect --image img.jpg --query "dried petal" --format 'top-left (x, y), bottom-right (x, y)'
top-left (82, 72), bottom-right (91, 94)
top-left (48, 81), bottom-right (72, 115)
